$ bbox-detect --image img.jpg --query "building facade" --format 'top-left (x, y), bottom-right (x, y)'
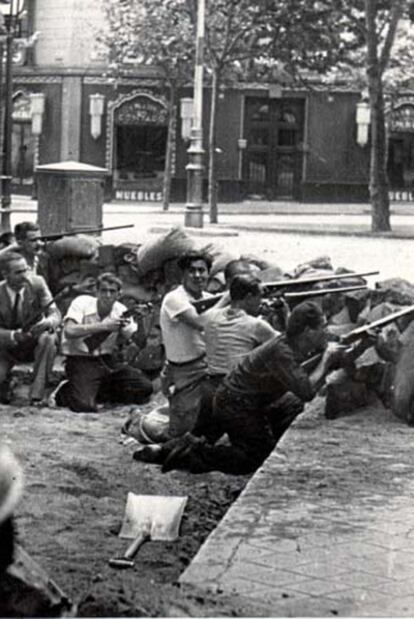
top-left (7, 0), bottom-right (414, 203)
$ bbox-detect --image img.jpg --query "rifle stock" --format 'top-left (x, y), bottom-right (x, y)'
top-left (37, 224), bottom-right (134, 243)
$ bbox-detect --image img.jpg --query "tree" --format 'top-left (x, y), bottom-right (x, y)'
top-left (202, 0), bottom-right (267, 223)
top-left (98, 0), bottom-right (196, 211)
top-left (262, 0), bottom-right (412, 232)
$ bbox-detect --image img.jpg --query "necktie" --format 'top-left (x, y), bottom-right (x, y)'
top-left (11, 291), bottom-right (21, 329)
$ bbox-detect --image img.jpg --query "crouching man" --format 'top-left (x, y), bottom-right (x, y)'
top-left (135, 302), bottom-right (342, 475)
top-left (50, 272), bottom-right (153, 412)
top-left (0, 252), bottom-right (60, 404)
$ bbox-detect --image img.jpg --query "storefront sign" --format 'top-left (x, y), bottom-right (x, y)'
top-left (389, 190), bottom-right (414, 202)
top-left (114, 190), bottom-right (162, 201)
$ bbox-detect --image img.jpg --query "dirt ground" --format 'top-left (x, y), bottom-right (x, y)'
top-left (1, 387), bottom-right (250, 617)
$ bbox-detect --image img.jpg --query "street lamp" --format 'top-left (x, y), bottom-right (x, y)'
top-left (1, 0), bottom-right (25, 231)
top-left (184, 0), bottom-right (205, 229)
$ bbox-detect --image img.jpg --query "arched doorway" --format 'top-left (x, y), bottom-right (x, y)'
top-left (388, 102), bottom-right (414, 198)
top-left (108, 92), bottom-right (169, 201)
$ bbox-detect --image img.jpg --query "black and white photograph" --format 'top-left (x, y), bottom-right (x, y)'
top-left (1, 0), bottom-right (414, 617)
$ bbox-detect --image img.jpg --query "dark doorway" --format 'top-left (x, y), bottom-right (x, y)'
top-left (388, 134), bottom-right (414, 189)
top-left (242, 97), bottom-right (305, 200)
top-left (11, 121), bottom-right (34, 190)
top-left (115, 124), bottom-right (167, 181)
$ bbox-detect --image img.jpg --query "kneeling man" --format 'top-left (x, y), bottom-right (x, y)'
top-left (135, 302), bottom-right (342, 475)
top-left (51, 272), bottom-right (153, 412)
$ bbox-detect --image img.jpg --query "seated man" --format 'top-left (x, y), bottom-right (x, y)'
top-left (194, 274), bottom-right (278, 439)
top-left (0, 252), bottom-right (60, 404)
top-left (14, 222), bottom-right (48, 280)
top-left (50, 272), bottom-right (153, 412)
top-left (134, 301), bottom-right (342, 475)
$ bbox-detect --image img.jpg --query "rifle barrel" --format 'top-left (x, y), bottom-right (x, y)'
top-left (38, 224), bottom-right (135, 242)
top-left (262, 270), bottom-right (379, 290)
top-left (284, 284), bottom-right (368, 300)
top-left (342, 304), bottom-right (414, 344)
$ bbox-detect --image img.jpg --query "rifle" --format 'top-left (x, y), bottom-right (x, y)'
top-left (192, 270), bottom-right (379, 313)
top-left (300, 304), bottom-right (414, 372)
top-left (284, 284), bottom-right (368, 301)
top-left (84, 302), bottom-right (153, 353)
top-left (21, 284), bottom-right (75, 333)
top-left (35, 224), bottom-right (135, 243)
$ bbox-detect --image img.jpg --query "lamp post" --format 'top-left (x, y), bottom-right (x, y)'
top-left (184, 0), bottom-right (205, 228)
top-left (1, 0), bottom-right (21, 231)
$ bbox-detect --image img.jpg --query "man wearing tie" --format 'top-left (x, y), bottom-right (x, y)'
top-left (0, 252), bottom-right (61, 404)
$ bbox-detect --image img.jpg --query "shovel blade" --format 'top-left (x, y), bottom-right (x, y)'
top-left (119, 493), bottom-right (188, 542)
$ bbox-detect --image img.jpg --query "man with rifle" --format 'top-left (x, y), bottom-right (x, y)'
top-left (134, 301), bottom-right (344, 474)
top-left (49, 272), bottom-right (153, 412)
top-left (0, 252), bottom-right (61, 404)
top-left (192, 273), bottom-right (279, 441)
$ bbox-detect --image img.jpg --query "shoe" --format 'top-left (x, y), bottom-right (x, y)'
top-left (161, 432), bottom-right (199, 473)
top-left (29, 398), bottom-right (43, 407)
top-left (133, 444), bottom-right (164, 464)
top-left (47, 379), bottom-right (69, 408)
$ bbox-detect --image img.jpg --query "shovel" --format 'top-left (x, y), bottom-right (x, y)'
top-left (109, 492), bottom-right (188, 569)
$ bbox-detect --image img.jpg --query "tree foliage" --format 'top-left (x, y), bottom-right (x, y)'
top-left (98, 0), bottom-right (414, 230)
top-left (98, 0), bottom-right (195, 86)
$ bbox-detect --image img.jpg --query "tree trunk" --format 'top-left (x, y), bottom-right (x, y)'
top-left (162, 85), bottom-right (176, 212)
top-left (208, 68), bottom-right (220, 224)
top-left (365, 0), bottom-right (391, 232)
top-left (368, 78), bottom-right (390, 232)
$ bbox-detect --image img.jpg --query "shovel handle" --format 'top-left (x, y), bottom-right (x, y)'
top-left (124, 531), bottom-right (150, 560)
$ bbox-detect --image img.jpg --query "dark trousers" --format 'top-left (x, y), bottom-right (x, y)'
top-left (0, 332), bottom-right (57, 401)
top-left (56, 355), bottom-right (153, 412)
top-left (164, 386), bottom-right (304, 475)
top-left (192, 374), bottom-right (225, 442)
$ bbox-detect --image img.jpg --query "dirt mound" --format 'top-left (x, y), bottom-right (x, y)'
top-left (2, 403), bottom-right (248, 616)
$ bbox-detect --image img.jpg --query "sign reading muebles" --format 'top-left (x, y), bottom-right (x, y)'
top-left (115, 190), bottom-right (163, 201)
top-left (389, 190), bottom-right (414, 202)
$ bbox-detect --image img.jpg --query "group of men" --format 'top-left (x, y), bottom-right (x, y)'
top-left (134, 250), bottom-right (343, 475)
top-left (0, 221), bottom-right (346, 476)
top-left (0, 221), bottom-right (153, 410)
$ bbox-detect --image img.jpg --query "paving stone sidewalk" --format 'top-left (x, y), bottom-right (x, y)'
top-left (180, 398), bottom-right (414, 617)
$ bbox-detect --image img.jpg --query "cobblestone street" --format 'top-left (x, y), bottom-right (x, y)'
top-left (179, 398), bottom-right (414, 617)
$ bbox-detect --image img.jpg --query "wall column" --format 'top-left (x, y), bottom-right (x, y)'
top-left (60, 76), bottom-right (81, 160)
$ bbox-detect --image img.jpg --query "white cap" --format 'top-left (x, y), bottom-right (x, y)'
top-left (0, 443), bottom-right (23, 524)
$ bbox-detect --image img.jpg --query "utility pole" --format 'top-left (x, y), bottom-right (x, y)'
top-left (1, 0), bottom-right (16, 231)
top-left (184, 0), bottom-right (205, 228)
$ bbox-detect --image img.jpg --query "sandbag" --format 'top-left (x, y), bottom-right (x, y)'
top-left (257, 265), bottom-right (286, 283)
top-left (372, 278), bottom-right (414, 308)
top-left (293, 256), bottom-right (333, 278)
top-left (392, 320), bottom-right (414, 425)
top-left (136, 227), bottom-right (195, 276)
top-left (209, 251), bottom-right (239, 278)
top-left (325, 375), bottom-right (370, 419)
top-left (344, 288), bottom-right (371, 323)
top-left (239, 254), bottom-right (271, 270)
top-left (47, 235), bottom-right (99, 260)
top-left (125, 405), bottom-right (170, 444)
